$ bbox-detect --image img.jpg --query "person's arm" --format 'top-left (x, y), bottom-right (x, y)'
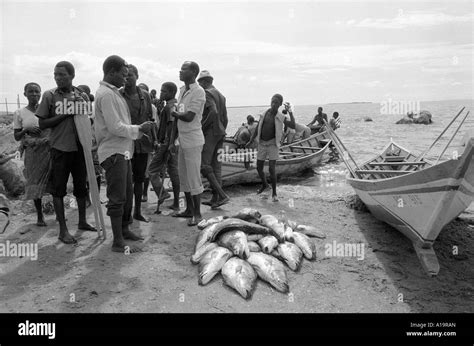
top-left (246, 118), bottom-right (260, 147)
top-left (283, 110), bottom-right (296, 130)
top-left (201, 95), bottom-right (217, 131)
top-left (99, 93), bottom-right (147, 139)
top-left (36, 91), bottom-right (72, 130)
top-left (13, 110), bottom-right (27, 141)
top-left (222, 97), bottom-right (228, 130)
top-left (308, 115), bottom-right (317, 127)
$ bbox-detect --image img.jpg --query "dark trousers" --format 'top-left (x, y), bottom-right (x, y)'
top-left (101, 154), bottom-right (133, 224)
top-left (148, 144), bottom-right (179, 195)
top-left (49, 147), bottom-right (88, 198)
top-left (201, 134), bottom-right (224, 191)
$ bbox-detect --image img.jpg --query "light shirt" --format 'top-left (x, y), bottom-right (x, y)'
top-left (13, 107), bottom-right (38, 130)
top-left (176, 83), bottom-right (205, 149)
top-left (94, 81), bottom-right (142, 164)
top-left (255, 110), bottom-right (286, 148)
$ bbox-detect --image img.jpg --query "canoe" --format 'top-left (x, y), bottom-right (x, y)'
top-left (346, 138), bottom-right (474, 275)
top-left (208, 131), bottom-right (331, 187)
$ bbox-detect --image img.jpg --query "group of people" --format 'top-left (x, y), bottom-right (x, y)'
top-left (10, 55), bottom-right (340, 253)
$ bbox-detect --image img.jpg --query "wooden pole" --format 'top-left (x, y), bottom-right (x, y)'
top-left (17, 94), bottom-right (20, 109)
top-left (5, 98), bottom-right (9, 115)
top-left (416, 106), bottom-right (465, 161)
top-left (435, 111), bottom-right (470, 164)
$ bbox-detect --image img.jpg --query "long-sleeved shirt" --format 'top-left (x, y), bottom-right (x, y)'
top-left (94, 81), bottom-right (142, 164)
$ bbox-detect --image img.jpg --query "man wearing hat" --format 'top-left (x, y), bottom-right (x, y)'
top-left (197, 70), bottom-right (230, 209)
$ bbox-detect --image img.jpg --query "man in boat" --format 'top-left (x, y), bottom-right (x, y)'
top-left (121, 64), bottom-right (156, 223)
top-left (148, 82), bottom-right (180, 213)
top-left (329, 112), bottom-right (341, 130)
top-left (197, 70), bottom-right (230, 209)
top-left (94, 55), bottom-right (155, 253)
top-left (308, 107), bottom-right (328, 134)
top-left (36, 61), bottom-right (97, 244)
top-left (170, 61), bottom-right (206, 226)
top-left (246, 94), bottom-right (295, 202)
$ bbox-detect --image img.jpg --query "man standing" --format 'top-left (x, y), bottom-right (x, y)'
top-left (121, 64), bottom-right (155, 223)
top-left (36, 61), bottom-right (96, 244)
top-left (94, 55), bottom-right (154, 253)
top-left (197, 70), bottom-right (230, 209)
top-left (246, 95), bottom-right (295, 202)
top-left (171, 61), bottom-right (206, 226)
top-left (148, 82), bottom-right (180, 213)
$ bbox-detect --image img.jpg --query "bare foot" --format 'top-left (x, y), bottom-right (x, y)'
top-left (133, 213), bottom-right (149, 223)
top-left (172, 210), bottom-right (193, 218)
top-left (58, 232), bottom-right (77, 244)
top-left (112, 242), bottom-right (143, 253)
top-left (36, 220), bottom-right (47, 227)
top-left (123, 229), bottom-right (144, 241)
top-left (78, 222), bottom-right (97, 232)
top-left (257, 184), bottom-right (270, 194)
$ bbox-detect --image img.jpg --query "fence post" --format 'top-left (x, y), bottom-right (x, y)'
top-left (17, 94), bottom-right (20, 109)
top-left (5, 98), bottom-right (8, 115)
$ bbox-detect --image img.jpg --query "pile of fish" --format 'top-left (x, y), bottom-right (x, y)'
top-left (191, 208), bottom-right (326, 299)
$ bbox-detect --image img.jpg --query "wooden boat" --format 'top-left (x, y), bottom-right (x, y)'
top-left (208, 131), bottom-right (331, 187)
top-left (325, 109), bottom-right (473, 275)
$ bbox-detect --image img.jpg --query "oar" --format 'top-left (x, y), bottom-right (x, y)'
top-left (416, 106), bottom-right (465, 161)
top-left (435, 111), bottom-right (470, 164)
top-left (323, 119), bottom-right (361, 178)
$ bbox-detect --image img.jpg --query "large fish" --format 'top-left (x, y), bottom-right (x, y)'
top-left (272, 242), bottom-right (303, 272)
top-left (208, 218), bottom-right (282, 242)
top-left (294, 225), bottom-right (326, 239)
top-left (247, 252), bottom-right (289, 293)
top-left (198, 246), bottom-right (232, 285)
top-left (247, 234), bottom-right (264, 242)
top-left (289, 231), bottom-right (316, 260)
top-left (197, 216), bottom-right (228, 230)
top-left (283, 225), bottom-right (294, 241)
top-left (286, 219), bottom-right (298, 229)
top-left (248, 241), bottom-right (261, 252)
top-left (191, 242), bottom-right (218, 264)
top-left (259, 215), bottom-right (285, 240)
top-left (231, 208), bottom-right (262, 223)
top-left (217, 230), bottom-right (250, 259)
top-left (258, 235), bottom-right (279, 254)
top-left (221, 257), bottom-right (257, 299)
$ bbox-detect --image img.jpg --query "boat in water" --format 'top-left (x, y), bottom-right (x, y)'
top-left (210, 131), bottom-right (332, 187)
top-left (325, 108), bottom-right (473, 275)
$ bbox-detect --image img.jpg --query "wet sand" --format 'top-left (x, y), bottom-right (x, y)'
top-left (1, 177), bottom-right (473, 313)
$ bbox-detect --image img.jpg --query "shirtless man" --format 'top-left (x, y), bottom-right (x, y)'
top-left (308, 106), bottom-right (328, 134)
top-left (246, 94), bottom-right (295, 202)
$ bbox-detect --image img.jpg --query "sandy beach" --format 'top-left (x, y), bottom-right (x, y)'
top-left (1, 174), bottom-right (473, 313)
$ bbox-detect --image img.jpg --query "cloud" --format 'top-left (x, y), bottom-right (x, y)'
top-left (349, 11), bottom-right (474, 29)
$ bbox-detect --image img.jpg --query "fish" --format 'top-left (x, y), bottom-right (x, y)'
top-left (247, 234), bottom-right (264, 242)
top-left (221, 257), bottom-right (257, 299)
top-left (217, 230), bottom-right (250, 259)
top-left (283, 225), bottom-right (294, 241)
top-left (198, 246), bottom-right (233, 285)
top-left (273, 242), bottom-right (303, 271)
top-left (294, 225), bottom-right (326, 239)
top-left (247, 252), bottom-right (289, 293)
top-left (286, 219), bottom-right (298, 229)
top-left (190, 242), bottom-right (218, 264)
top-left (289, 231), bottom-right (316, 260)
top-left (248, 241), bottom-right (261, 252)
top-left (259, 215), bottom-right (285, 240)
top-left (207, 218), bottom-right (282, 242)
top-left (197, 216), bottom-right (228, 230)
top-left (258, 235), bottom-right (279, 254)
top-left (231, 208), bottom-right (262, 223)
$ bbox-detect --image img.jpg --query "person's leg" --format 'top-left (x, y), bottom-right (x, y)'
top-left (34, 198), bottom-right (46, 226)
top-left (50, 148), bottom-right (75, 244)
top-left (71, 148), bottom-right (96, 231)
top-left (102, 154), bottom-right (141, 253)
top-left (142, 177), bottom-right (149, 202)
top-left (269, 160), bottom-right (277, 200)
top-left (201, 135), bottom-right (228, 207)
top-left (256, 143), bottom-right (269, 194)
top-left (186, 145), bottom-right (204, 226)
top-left (131, 153), bottom-right (148, 222)
top-left (166, 150), bottom-right (180, 210)
top-left (210, 135), bottom-right (229, 208)
top-left (123, 159), bottom-right (144, 240)
top-left (173, 146), bottom-right (193, 217)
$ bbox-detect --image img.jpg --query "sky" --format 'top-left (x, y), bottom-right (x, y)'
top-left (0, 0), bottom-right (473, 107)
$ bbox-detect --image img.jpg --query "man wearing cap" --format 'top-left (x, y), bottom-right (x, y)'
top-left (246, 94), bottom-right (295, 202)
top-left (171, 61), bottom-right (206, 226)
top-left (197, 70), bottom-right (230, 209)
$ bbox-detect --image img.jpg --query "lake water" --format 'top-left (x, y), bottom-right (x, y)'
top-left (225, 99), bottom-right (474, 194)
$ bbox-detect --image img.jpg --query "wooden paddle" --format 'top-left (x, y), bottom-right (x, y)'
top-left (435, 111), bottom-right (470, 164)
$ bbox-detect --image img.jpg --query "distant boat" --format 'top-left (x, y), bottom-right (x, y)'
top-left (209, 131), bottom-right (331, 187)
top-left (347, 138), bottom-right (474, 276)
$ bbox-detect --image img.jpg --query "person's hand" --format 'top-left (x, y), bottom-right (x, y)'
top-left (153, 141), bottom-right (160, 151)
top-left (139, 121), bottom-right (154, 133)
top-left (171, 111), bottom-right (179, 119)
top-left (0, 153), bottom-right (16, 165)
top-left (25, 126), bottom-right (41, 136)
top-left (168, 143), bottom-right (177, 154)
